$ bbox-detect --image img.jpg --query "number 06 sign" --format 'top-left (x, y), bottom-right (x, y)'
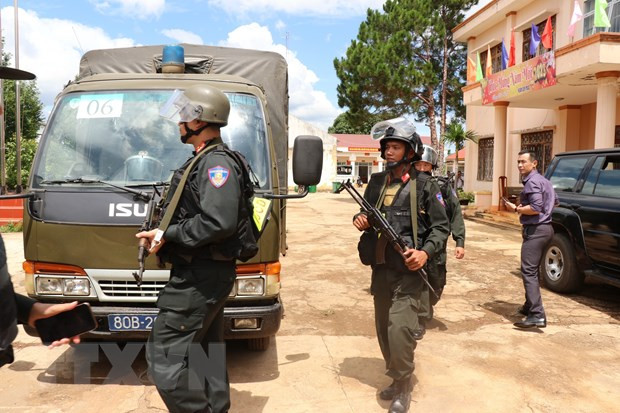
top-left (77, 93), bottom-right (124, 119)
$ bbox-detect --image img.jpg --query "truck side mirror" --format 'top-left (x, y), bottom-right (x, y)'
top-left (292, 135), bottom-right (322, 186)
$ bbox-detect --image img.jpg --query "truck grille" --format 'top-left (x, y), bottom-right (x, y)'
top-left (98, 280), bottom-right (167, 297)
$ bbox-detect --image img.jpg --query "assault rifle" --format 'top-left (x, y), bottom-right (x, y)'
top-left (132, 184), bottom-right (167, 287)
top-left (337, 181), bottom-right (438, 298)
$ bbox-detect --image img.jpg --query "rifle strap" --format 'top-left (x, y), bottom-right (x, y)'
top-left (409, 177), bottom-right (418, 249)
top-left (156, 142), bottom-right (219, 239)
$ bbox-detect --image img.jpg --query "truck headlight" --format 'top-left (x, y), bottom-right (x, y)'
top-left (63, 278), bottom-right (90, 296)
top-left (36, 277), bottom-right (63, 295)
top-left (236, 278), bottom-right (264, 296)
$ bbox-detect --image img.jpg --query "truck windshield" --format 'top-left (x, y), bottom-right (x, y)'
top-left (32, 90), bottom-right (270, 189)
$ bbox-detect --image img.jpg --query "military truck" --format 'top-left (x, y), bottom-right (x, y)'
top-left (16, 44), bottom-right (322, 350)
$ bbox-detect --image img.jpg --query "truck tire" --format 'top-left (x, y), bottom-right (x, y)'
top-left (540, 233), bottom-right (583, 293)
top-left (247, 336), bottom-right (271, 351)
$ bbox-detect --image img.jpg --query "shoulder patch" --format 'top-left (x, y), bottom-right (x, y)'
top-left (436, 192), bottom-right (446, 207)
top-left (208, 165), bottom-right (230, 188)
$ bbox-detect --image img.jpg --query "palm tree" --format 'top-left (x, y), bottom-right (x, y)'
top-left (441, 122), bottom-right (479, 190)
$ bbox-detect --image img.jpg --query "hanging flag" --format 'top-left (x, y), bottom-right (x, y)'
top-left (509, 30), bottom-right (516, 67)
top-left (594, 0), bottom-right (611, 28)
top-left (476, 51), bottom-right (483, 81)
top-left (485, 45), bottom-right (492, 77)
top-left (567, 0), bottom-right (583, 37)
top-left (541, 16), bottom-right (553, 49)
top-left (467, 56), bottom-right (476, 84)
top-left (501, 39), bottom-right (508, 70)
top-left (529, 23), bottom-right (541, 56)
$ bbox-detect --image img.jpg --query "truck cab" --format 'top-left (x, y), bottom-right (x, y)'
top-left (19, 44), bottom-right (322, 350)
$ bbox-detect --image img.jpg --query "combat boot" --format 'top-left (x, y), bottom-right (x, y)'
top-left (379, 380), bottom-right (397, 400)
top-left (388, 378), bottom-right (412, 413)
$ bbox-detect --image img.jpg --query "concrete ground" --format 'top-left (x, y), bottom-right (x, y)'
top-left (1, 191), bottom-right (619, 412)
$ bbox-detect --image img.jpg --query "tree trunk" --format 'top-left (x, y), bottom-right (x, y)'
top-left (439, 29), bottom-right (449, 173)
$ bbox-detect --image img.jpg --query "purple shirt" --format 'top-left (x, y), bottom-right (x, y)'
top-left (519, 169), bottom-right (557, 225)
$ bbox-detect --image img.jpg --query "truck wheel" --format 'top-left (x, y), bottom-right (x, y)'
top-left (540, 233), bottom-right (583, 293)
top-left (247, 336), bottom-right (271, 351)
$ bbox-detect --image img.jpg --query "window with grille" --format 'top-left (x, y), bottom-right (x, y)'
top-left (522, 15), bottom-right (556, 62)
top-left (479, 43), bottom-right (503, 77)
top-left (521, 130), bottom-right (554, 175)
top-left (583, 0), bottom-right (620, 36)
top-left (477, 137), bottom-right (494, 181)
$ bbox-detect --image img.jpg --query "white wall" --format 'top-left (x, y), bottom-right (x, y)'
top-left (288, 115), bottom-right (338, 189)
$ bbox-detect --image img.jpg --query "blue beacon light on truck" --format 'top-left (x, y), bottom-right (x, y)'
top-left (162, 45), bottom-right (185, 73)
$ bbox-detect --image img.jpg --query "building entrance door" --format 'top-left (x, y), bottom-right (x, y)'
top-left (358, 163), bottom-right (371, 183)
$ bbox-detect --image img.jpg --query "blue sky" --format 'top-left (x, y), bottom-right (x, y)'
top-left (1, 0), bottom-right (490, 132)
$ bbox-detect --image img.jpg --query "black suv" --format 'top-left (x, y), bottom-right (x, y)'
top-left (541, 148), bottom-right (620, 293)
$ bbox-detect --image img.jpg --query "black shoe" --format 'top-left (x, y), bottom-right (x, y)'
top-left (516, 305), bottom-right (529, 316)
top-left (413, 324), bottom-right (426, 341)
top-left (388, 379), bottom-right (412, 413)
top-left (379, 380), bottom-right (397, 400)
top-left (514, 316), bottom-right (546, 328)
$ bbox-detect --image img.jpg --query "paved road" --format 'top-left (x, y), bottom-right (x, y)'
top-left (2, 192), bottom-right (620, 412)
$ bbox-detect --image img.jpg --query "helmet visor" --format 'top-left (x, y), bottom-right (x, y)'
top-left (419, 145), bottom-right (439, 166)
top-left (371, 117), bottom-right (417, 141)
top-left (159, 89), bottom-right (202, 122)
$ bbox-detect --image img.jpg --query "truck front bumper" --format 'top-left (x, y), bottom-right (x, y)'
top-left (24, 298), bottom-right (283, 341)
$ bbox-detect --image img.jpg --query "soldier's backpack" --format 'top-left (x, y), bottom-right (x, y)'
top-left (220, 147), bottom-right (262, 262)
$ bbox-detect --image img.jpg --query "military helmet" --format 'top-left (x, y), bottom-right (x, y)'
top-left (371, 117), bottom-right (424, 162)
top-left (418, 144), bottom-right (439, 167)
top-left (159, 85), bottom-right (230, 126)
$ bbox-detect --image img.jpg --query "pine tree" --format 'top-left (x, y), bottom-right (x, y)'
top-left (333, 0), bottom-right (477, 168)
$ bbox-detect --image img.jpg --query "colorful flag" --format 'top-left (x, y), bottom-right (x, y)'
top-left (485, 45), bottom-right (492, 77)
top-left (467, 56), bottom-right (476, 84)
top-left (567, 0), bottom-right (583, 37)
top-left (509, 30), bottom-right (516, 66)
top-left (529, 23), bottom-right (541, 56)
top-left (476, 51), bottom-right (483, 81)
top-left (501, 39), bottom-right (508, 70)
top-left (541, 16), bottom-right (553, 49)
top-left (594, 0), bottom-right (611, 28)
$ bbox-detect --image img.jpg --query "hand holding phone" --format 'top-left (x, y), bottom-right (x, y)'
top-left (34, 302), bottom-right (97, 346)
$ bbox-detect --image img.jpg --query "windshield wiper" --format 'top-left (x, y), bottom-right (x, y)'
top-left (40, 178), bottom-right (155, 202)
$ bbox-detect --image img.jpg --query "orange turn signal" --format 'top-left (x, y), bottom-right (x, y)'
top-left (23, 260), bottom-right (87, 275)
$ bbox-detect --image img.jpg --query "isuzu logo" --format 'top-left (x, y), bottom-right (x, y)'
top-left (108, 203), bottom-right (147, 217)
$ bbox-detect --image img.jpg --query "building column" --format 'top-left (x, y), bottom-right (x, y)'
top-left (492, 102), bottom-right (509, 211)
top-left (557, 105), bottom-right (581, 152)
top-left (594, 71), bottom-right (619, 149)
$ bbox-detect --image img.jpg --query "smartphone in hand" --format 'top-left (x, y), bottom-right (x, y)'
top-left (35, 303), bottom-right (98, 345)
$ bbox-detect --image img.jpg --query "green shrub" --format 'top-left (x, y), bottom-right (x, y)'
top-left (457, 190), bottom-right (475, 203)
top-left (5, 138), bottom-right (38, 189)
top-left (0, 221), bottom-right (23, 232)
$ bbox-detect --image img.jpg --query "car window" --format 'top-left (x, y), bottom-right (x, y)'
top-left (581, 157), bottom-right (605, 194)
top-left (593, 156), bottom-right (620, 198)
top-left (549, 156), bottom-right (589, 192)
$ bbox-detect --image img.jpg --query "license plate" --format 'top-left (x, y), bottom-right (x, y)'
top-left (108, 314), bottom-right (157, 331)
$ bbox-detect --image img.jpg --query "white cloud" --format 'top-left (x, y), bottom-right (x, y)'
top-left (90, 0), bottom-right (166, 19)
top-left (208, 0), bottom-right (385, 17)
top-left (221, 23), bottom-right (341, 130)
top-left (2, 7), bottom-right (135, 113)
top-left (161, 29), bottom-right (203, 44)
top-left (275, 20), bottom-right (286, 31)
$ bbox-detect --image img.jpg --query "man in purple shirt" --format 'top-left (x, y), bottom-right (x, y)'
top-left (504, 150), bottom-right (556, 328)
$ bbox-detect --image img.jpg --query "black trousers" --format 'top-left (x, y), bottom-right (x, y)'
top-left (147, 260), bottom-right (235, 413)
top-left (520, 223), bottom-right (553, 319)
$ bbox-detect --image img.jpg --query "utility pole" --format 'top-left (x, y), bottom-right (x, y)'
top-left (0, 4), bottom-right (5, 194)
top-left (14, 0), bottom-right (22, 193)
